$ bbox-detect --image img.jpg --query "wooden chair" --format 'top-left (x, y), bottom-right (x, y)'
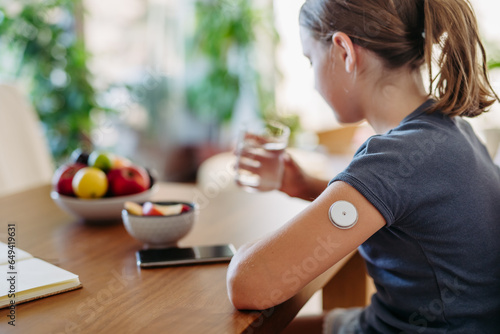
top-left (322, 251), bottom-right (376, 309)
top-left (0, 84), bottom-right (54, 196)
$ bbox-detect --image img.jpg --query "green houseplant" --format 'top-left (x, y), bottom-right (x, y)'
top-left (0, 0), bottom-right (104, 162)
top-left (185, 0), bottom-right (279, 140)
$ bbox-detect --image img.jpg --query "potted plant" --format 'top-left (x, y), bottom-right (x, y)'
top-left (0, 0), bottom-right (106, 162)
top-left (185, 0), bottom-right (278, 144)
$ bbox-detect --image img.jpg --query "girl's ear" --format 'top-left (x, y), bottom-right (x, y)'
top-left (331, 32), bottom-right (356, 73)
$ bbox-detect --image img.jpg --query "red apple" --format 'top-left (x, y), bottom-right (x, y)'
top-left (52, 163), bottom-right (86, 196)
top-left (107, 165), bottom-right (151, 196)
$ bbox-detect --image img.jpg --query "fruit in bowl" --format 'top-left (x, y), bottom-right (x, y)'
top-left (51, 149), bottom-right (158, 221)
top-left (122, 201), bottom-right (197, 248)
top-left (52, 163), bottom-right (86, 196)
top-left (88, 151), bottom-right (114, 172)
top-left (72, 167), bottom-right (108, 199)
top-left (107, 166), bottom-right (150, 197)
top-left (126, 201), bottom-right (191, 216)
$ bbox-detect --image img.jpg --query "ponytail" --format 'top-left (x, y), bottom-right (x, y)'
top-left (423, 0), bottom-right (499, 117)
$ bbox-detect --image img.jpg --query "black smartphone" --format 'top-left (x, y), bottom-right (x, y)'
top-left (136, 244), bottom-right (236, 268)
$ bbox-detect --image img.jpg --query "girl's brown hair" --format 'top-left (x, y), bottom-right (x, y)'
top-left (299, 0), bottom-right (499, 117)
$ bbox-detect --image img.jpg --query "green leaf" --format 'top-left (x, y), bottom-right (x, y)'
top-left (0, 0), bottom-right (106, 162)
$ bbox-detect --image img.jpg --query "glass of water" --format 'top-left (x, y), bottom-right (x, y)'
top-left (234, 121), bottom-right (290, 192)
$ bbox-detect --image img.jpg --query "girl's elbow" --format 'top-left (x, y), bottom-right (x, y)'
top-left (227, 267), bottom-right (258, 310)
top-left (227, 285), bottom-right (253, 310)
top-left (226, 262), bottom-right (271, 310)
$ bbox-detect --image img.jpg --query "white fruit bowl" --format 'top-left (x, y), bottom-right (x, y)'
top-left (122, 201), bottom-right (197, 248)
top-left (51, 184), bottom-right (159, 222)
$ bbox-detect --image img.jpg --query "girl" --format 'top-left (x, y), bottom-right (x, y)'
top-left (227, 0), bottom-right (500, 333)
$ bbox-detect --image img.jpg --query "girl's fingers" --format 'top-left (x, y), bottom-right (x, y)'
top-left (239, 149), bottom-right (273, 161)
top-left (238, 157), bottom-right (261, 168)
top-left (236, 160), bottom-right (261, 175)
top-left (239, 151), bottom-right (261, 161)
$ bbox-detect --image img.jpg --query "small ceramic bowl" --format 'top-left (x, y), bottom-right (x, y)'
top-left (122, 201), bottom-right (197, 248)
top-left (51, 184), bottom-right (159, 222)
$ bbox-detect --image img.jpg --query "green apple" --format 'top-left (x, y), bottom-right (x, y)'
top-left (88, 151), bottom-right (114, 172)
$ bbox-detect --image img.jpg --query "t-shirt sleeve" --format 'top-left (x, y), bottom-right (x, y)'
top-left (330, 133), bottom-right (438, 227)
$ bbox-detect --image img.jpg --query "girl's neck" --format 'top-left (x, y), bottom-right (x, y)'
top-left (362, 68), bottom-right (429, 134)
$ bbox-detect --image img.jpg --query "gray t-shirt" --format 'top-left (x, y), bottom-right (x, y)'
top-left (331, 100), bottom-right (500, 333)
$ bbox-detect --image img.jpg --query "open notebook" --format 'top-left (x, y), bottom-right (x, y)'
top-left (0, 242), bottom-right (82, 308)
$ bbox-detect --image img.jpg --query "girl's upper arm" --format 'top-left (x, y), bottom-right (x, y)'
top-left (226, 180), bottom-right (386, 310)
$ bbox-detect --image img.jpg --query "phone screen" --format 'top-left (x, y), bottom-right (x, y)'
top-left (136, 244), bottom-right (236, 268)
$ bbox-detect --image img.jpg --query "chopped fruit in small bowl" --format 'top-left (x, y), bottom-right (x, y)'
top-left (122, 201), bottom-right (197, 248)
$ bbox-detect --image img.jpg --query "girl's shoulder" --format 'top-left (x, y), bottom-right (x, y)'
top-left (359, 110), bottom-right (481, 160)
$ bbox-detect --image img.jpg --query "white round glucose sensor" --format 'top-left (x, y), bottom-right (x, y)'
top-left (328, 201), bottom-right (358, 229)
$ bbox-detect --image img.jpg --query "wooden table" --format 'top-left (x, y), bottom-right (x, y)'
top-left (0, 183), bottom-right (367, 333)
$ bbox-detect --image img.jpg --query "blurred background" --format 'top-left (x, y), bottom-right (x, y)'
top-left (1, 0), bottom-right (499, 183)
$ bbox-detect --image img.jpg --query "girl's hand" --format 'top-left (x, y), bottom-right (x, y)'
top-left (235, 134), bottom-right (286, 192)
top-left (280, 152), bottom-right (330, 200)
top-left (279, 151), bottom-right (312, 198)
top-left (235, 134), bottom-right (329, 199)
